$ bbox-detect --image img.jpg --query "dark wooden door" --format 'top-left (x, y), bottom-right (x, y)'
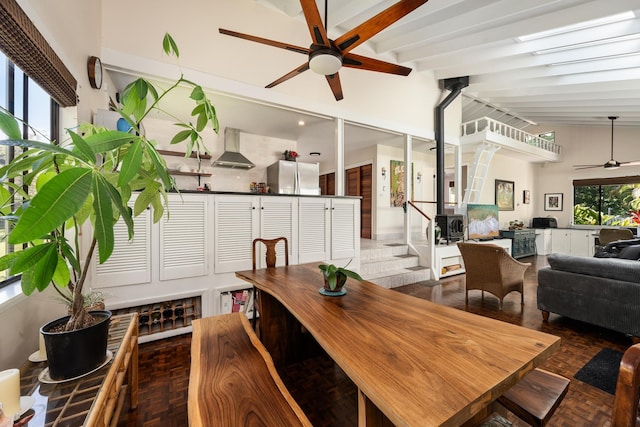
top-left (346, 164), bottom-right (372, 239)
top-left (320, 173), bottom-right (335, 195)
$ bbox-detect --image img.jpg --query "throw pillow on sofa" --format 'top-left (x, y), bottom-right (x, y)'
top-left (618, 244), bottom-right (640, 260)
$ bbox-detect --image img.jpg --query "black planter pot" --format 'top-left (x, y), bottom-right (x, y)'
top-left (41, 310), bottom-right (112, 380)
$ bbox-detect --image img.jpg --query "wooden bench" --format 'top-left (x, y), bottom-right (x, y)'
top-left (497, 368), bottom-right (570, 426)
top-left (188, 312), bottom-right (311, 427)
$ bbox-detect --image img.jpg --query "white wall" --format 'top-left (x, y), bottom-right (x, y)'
top-left (0, 288), bottom-right (67, 371)
top-left (375, 144), bottom-right (436, 240)
top-left (461, 151), bottom-right (536, 229)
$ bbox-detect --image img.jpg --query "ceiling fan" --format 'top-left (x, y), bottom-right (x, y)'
top-left (219, 0), bottom-right (428, 101)
top-left (573, 116), bottom-right (640, 170)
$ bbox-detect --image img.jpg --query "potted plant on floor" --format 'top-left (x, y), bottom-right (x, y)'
top-left (318, 261), bottom-right (363, 295)
top-left (0, 34), bottom-right (218, 380)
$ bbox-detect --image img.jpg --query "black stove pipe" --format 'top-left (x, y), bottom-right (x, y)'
top-left (435, 76), bottom-right (469, 215)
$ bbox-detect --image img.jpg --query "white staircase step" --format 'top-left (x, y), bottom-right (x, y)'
top-left (360, 243), bottom-right (409, 261)
top-left (364, 267), bottom-right (430, 289)
top-left (360, 254), bottom-right (420, 276)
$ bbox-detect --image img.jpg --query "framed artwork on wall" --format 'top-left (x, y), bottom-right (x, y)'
top-left (523, 190), bottom-right (530, 204)
top-left (495, 179), bottom-right (514, 211)
top-left (544, 193), bottom-right (563, 211)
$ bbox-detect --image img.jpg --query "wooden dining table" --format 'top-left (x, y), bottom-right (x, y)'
top-left (236, 263), bottom-right (561, 427)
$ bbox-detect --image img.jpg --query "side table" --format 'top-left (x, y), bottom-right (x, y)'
top-left (500, 229), bottom-right (537, 258)
top-left (19, 312), bottom-right (139, 426)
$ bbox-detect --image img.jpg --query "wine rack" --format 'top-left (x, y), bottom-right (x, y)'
top-left (110, 296), bottom-right (200, 337)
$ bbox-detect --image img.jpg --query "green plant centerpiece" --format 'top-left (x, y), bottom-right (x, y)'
top-left (318, 261), bottom-right (363, 296)
top-left (0, 34), bottom-right (218, 379)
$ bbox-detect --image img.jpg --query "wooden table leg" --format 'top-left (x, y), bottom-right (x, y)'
top-left (259, 292), bottom-right (304, 368)
top-left (358, 390), bottom-right (393, 427)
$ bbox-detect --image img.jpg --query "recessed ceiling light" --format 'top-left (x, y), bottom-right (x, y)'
top-left (298, 120), bottom-right (305, 126)
top-left (310, 152), bottom-right (321, 156)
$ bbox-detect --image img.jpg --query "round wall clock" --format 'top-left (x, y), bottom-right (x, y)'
top-left (87, 56), bottom-right (102, 89)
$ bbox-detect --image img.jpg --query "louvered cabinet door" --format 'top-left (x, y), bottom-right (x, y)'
top-left (298, 197), bottom-right (330, 263)
top-left (92, 196), bottom-right (152, 288)
top-left (159, 194), bottom-right (210, 281)
top-left (257, 196), bottom-right (298, 267)
top-left (331, 198), bottom-right (360, 260)
top-left (214, 195), bottom-right (259, 273)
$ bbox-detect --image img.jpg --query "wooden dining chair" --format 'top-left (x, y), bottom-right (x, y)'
top-left (611, 343), bottom-right (640, 427)
top-left (251, 237), bottom-right (289, 333)
top-left (252, 237), bottom-right (289, 270)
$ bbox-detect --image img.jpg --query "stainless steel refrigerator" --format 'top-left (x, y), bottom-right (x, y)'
top-left (267, 160), bottom-right (320, 195)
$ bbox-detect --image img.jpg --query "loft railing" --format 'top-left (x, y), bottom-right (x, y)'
top-left (461, 117), bottom-right (562, 155)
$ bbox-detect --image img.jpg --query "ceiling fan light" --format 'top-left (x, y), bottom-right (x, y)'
top-left (309, 49), bottom-right (342, 75)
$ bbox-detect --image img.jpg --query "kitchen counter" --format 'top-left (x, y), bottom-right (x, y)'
top-left (174, 190), bottom-right (361, 199)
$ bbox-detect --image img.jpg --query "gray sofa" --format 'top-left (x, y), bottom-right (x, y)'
top-left (537, 253), bottom-right (640, 337)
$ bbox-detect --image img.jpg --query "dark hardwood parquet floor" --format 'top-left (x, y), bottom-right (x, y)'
top-left (118, 255), bottom-right (633, 426)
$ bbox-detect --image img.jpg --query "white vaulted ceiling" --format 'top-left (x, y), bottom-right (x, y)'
top-left (257, 0), bottom-right (640, 128)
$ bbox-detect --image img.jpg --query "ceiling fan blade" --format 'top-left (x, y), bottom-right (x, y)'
top-left (573, 164), bottom-right (601, 169)
top-left (343, 52), bottom-right (412, 75)
top-left (300, 0), bottom-right (331, 47)
top-left (325, 73), bottom-right (344, 101)
top-left (265, 63), bottom-right (310, 88)
top-left (219, 28), bottom-right (310, 55)
top-left (334, 0), bottom-right (429, 53)
top-left (620, 160), bottom-right (640, 166)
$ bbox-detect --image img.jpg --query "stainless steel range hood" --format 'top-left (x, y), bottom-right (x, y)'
top-left (212, 128), bottom-right (255, 169)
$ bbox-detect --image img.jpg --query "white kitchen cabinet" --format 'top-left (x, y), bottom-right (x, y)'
top-left (93, 193), bottom-right (211, 288)
top-left (297, 197), bottom-right (360, 263)
top-left (159, 194), bottom-right (211, 280)
top-left (535, 229), bottom-right (552, 255)
top-left (213, 195), bottom-right (298, 273)
top-left (298, 197), bottom-right (330, 263)
top-left (569, 229), bottom-right (592, 257)
top-left (258, 196), bottom-right (298, 267)
top-left (549, 228), bottom-right (597, 256)
top-left (330, 198), bottom-right (360, 260)
top-left (550, 229), bottom-right (571, 255)
top-left (92, 194), bottom-right (152, 288)
top-left (213, 195), bottom-right (259, 273)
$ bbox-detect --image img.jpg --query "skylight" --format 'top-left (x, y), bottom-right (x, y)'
top-left (516, 11), bottom-right (636, 42)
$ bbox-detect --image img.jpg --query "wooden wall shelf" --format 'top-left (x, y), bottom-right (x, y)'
top-left (169, 170), bottom-right (212, 177)
top-left (158, 149), bottom-right (211, 160)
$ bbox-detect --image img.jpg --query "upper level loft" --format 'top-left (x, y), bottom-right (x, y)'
top-left (460, 117), bottom-right (562, 163)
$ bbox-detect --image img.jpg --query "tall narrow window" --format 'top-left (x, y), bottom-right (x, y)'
top-left (0, 51), bottom-right (58, 286)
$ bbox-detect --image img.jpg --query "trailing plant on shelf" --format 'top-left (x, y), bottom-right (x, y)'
top-left (0, 33), bottom-right (219, 332)
top-left (318, 260), bottom-right (363, 291)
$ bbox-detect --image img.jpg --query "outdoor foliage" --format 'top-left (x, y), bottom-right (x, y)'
top-left (574, 183), bottom-right (640, 226)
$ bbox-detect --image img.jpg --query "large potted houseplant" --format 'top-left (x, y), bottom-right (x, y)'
top-left (0, 34), bottom-right (218, 380)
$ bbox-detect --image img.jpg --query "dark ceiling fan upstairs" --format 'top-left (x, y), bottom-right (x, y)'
top-left (573, 116), bottom-right (640, 170)
top-left (219, 0), bottom-right (429, 101)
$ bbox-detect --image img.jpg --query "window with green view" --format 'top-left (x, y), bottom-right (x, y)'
top-left (573, 177), bottom-right (640, 226)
